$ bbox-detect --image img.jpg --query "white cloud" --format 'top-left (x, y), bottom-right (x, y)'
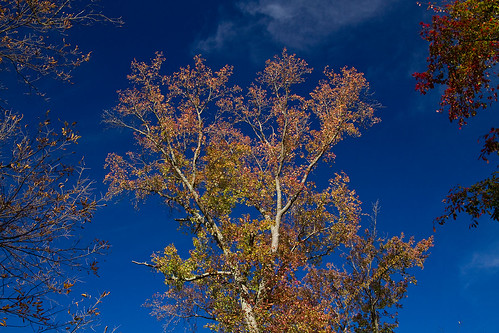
top-left (195, 0), bottom-right (398, 53)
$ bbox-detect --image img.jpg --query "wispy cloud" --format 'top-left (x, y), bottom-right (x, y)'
top-left (460, 243), bottom-right (499, 285)
top-left (194, 0), bottom-right (398, 53)
top-left (196, 22), bottom-right (238, 52)
top-left (462, 251), bottom-right (499, 273)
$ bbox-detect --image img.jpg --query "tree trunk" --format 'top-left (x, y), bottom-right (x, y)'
top-left (240, 296), bottom-right (259, 333)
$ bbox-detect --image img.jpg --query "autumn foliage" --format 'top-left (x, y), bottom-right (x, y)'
top-left (0, 0), bottom-right (121, 89)
top-left (105, 51), bottom-right (433, 332)
top-left (0, 1), bottom-right (122, 331)
top-left (415, 0), bottom-right (499, 226)
top-left (0, 111), bottom-right (108, 330)
top-left (437, 126), bottom-right (499, 226)
top-left (414, 0), bottom-right (499, 124)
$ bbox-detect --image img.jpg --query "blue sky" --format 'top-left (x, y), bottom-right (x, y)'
top-left (7, 0), bottom-right (499, 332)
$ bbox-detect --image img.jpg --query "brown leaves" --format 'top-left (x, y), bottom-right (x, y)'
top-left (305, 225), bottom-right (433, 332)
top-left (0, 111), bottom-right (107, 330)
top-left (0, 0), bottom-right (122, 92)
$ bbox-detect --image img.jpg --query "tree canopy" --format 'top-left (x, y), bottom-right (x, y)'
top-left (105, 50), bottom-right (433, 332)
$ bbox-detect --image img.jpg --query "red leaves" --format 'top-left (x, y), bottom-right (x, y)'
top-left (413, 72), bottom-right (433, 93)
top-left (414, 0), bottom-right (499, 126)
top-left (311, 67), bottom-right (380, 142)
top-left (437, 172), bottom-right (499, 226)
top-left (479, 127), bottom-right (499, 162)
top-left (416, 1), bottom-right (499, 226)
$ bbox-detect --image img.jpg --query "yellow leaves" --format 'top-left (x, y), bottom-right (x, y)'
top-left (61, 126), bottom-right (81, 143)
top-left (154, 244), bottom-right (199, 287)
top-left (63, 280), bottom-right (75, 294)
top-left (200, 125), bottom-right (252, 215)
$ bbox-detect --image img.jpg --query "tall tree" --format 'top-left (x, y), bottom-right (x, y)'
top-left (0, 110), bottom-right (108, 331)
top-left (105, 51), bottom-right (432, 332)
top-left (0, 0), bottom-right (122, 92)
top-left (414, 0), bottom-right (499, 226)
